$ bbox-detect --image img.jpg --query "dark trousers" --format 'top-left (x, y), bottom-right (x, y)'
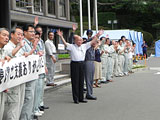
top-left (143, 50), bottom-right (147, 58)
top-left (84, 61), bottom-right (95, 98)
top-left (71, 61), bottom-right (84, 102)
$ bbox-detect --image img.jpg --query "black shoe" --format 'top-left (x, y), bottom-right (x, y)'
top-left (79, 100), bottom-right (88, 103)
top-left (41, 106), bottom-right (49, 109)
top-left (39, 106), bottom-right (44, 111)
top-left (83, 88), bottom-right (87, 91)
top-left (86, 96), bottom-right (97, 100)
top-left (74, 100), bottom-right (79, 104)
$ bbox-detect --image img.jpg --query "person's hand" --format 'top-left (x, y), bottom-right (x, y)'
top-left (4, 89), bottom-right (8, 93)
top-left (45, 66), bottom-right (48, 74)
top-left (53, 57), bottom-right (56, 63)
top-left (0, 59), bottom-right (5, 66)
top-left (37, 51), bottom-right (43, 56)
top-left (72, 24), bottom-right (77, 32)
top-left (5, 56), bottom-right (11, 62)
top-left (33, 40), bottom-right (38, 50)
top-left (19, 40), bottom-right (25, 48)
top-left (96, 29), bottom-right (104, 37)
top-left (23, 52), bottom-right (29, 57)
top-left (57, 29), bottom-right (63, 37)
top-left (101, 51), bottom-right (104, 54)
top-left (34, 16), bottom-right (39, 27)
top-left (105, 50), bottom-right (108, 54)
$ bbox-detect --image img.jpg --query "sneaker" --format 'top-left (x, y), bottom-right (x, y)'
top-left (39, 111), bottom-right (44, 114)
top-left (34, 112), bottom-right (42, 117)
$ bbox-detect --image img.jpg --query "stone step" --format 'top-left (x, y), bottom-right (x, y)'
top-left (54, 74), bottom-right (70, 81)
top-left (44, 78), bottom-right (71, 91)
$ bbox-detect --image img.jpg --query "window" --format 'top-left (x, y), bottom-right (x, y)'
top-left (59, 0), bottom-right (66, 17)
top-left (48, 0), bottom-right (56, 15)
top-left (16, 0), bottom-right (30, 9)
top-left (34, 0), bottom-right (43, 12)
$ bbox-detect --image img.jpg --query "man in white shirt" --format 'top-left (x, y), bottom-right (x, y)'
top-left (57, 29), bottom-right (102, 104)
top-left (3, 26), bottom-right (25, 120)
top-left (117, 39), bottom-right (127, 76)
top-left (45, 31), bottom-right (57, 86)
top-left (0, 28), bottom-right (10, 120)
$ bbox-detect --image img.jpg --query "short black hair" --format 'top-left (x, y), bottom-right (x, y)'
top-left (86, 30), bottom-right (93, 36)
top-left (11, 26), bottom-right (23, 34)
top-left (100, 37), bottom-right (105, 41)
top-left (106, 38), bottom-right (110, 41)
top-left (35, 25), bottom-right (42, 30)
top-left (118, 39), bottom-right (122, 42)
top-left (23, 24), bottom-right (34, 31)
top-left (121, 36), bottom-right (126, 39)
top-left (48, 31), bottom-right (54, 36)
top-left (35, 31), bottom-right (40, 36)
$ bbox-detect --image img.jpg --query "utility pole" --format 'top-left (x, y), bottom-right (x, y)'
top-left (94, 0), bottom-right (98, 32)
top-left (80, 0), bottom-right (83, 37)
top-left (88, 0), bottom-right (91, 30)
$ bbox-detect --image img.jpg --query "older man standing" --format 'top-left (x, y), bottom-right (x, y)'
top-left (0, 28), bottom-right (10, 120)
top-left (3, 26), bottom-right (25, 120)
top-left (45, 31), bottom-right (57, 86)
top-left (57, 29), bottom-right (102, 104)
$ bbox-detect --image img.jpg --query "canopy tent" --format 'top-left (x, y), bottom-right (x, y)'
top-left (82, 29), bottom-right (132, 40)
top-left (155, 40), bottom-right (160, 57)
top-left (138, 32), bottom-right (143, 55)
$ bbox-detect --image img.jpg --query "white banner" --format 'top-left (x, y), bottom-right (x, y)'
top-left (0, 55), bottom-right (45, 92)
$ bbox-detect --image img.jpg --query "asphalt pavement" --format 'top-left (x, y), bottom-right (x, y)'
top-left (39, 57), bottom-right (160, 120)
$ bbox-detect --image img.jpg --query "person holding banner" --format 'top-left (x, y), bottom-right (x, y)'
top-left (0, 28), bottom-right (10, 120)
top-left (35, 25), bottom-right (49, 112)
top-left (20, 24), bottom-right (38, 120)
top-left (3, 26), bottom-right (25, 120)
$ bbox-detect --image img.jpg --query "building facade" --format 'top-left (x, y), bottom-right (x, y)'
top-left (10, 0), bottom-right (77, 49)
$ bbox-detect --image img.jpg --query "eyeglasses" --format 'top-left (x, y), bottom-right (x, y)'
top-left (28, 31), bottom-right (35, 33)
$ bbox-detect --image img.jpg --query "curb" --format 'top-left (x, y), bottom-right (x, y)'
top-left (132, 67), bottom-right (149, 72)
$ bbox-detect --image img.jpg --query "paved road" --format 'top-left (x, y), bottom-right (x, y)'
top-left (40, 57), bottom-right (160, 120)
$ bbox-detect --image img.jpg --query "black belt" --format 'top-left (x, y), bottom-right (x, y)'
top-left (71, 61), bottom-right (84, 63)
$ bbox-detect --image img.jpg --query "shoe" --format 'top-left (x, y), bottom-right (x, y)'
top-left (86, 96), bottom-right (97, 100)
top-left (83, 88), bottom-right (87, 91)
top-left (39, 111), bottom-right (44, 114)
top-left (34, 112), bottom-right (42, 117)
top-left (39, 106), bottom-right (44, 111)
top-left (107, 80), bottom-right (113, 82)
top-left (41, 106), bottom-right (49, 109)
top-left (74, 100), bottom-right (79, 104)
top-left (46, 83), bottom-right (57, 86)
top-left (79, 100), bottom-right (88, 103)
top-left (101, 81), bottom-right (107, 84)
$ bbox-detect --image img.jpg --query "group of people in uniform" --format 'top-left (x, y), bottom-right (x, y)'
top-left (0, 21), bottom-right (137, 120)
top-left (0, 17), bottom-right (59, 120)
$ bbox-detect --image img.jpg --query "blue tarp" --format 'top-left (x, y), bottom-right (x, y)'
top-left (129, 31), bottom-right (136, 43)
top-left (138, 32), bottom-right (143, 55)
top-left (155, 40), bottom-right (160, 57)
top-left (134, 31), bottom-right (139, 55)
